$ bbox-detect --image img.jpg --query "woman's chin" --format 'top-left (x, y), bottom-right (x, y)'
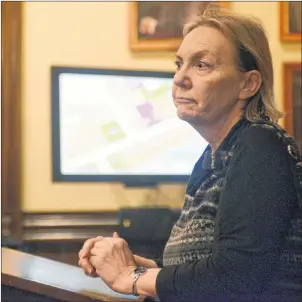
top-left (176, 108), bottom-right (200, 122)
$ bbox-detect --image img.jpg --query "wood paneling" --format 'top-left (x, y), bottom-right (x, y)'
top-left (1, 1), bottom-right (23, 244)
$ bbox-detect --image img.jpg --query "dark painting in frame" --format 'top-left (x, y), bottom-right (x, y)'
top-left (283, 62), bottom-right (302, 153)
top-left (129, 1), bottom-right (230, 51)
top-left (280, 2), bottom-right (302, 43)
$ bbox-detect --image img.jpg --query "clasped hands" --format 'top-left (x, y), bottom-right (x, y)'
top-left (78, 232), bottom-right (158, 295)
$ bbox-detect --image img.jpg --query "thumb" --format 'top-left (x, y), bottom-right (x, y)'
top-left (113, 232), bottom-right (120, 238)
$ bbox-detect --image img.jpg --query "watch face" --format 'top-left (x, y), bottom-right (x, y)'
top-left (134, 266), bottom-right (147, 274)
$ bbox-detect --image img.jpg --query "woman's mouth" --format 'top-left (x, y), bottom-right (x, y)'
top-left (175, 97), bottom-right (196, 104)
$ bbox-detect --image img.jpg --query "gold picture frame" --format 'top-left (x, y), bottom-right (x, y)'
top-left (283, 62), bottom-right (302, 152)
top-left (280, 2), bottom-right (302, 42)
top-left (129, 1), bottom-right (230, 51)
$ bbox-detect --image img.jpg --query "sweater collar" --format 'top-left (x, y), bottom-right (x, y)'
top-left (202, 117), bottom-right (250, 170)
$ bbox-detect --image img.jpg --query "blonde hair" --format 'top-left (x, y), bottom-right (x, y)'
top-left (183, 6), bottom-right (283, 123)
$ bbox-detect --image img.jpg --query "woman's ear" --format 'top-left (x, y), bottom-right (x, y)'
top-left (239, 70), bottom-right (262, 100)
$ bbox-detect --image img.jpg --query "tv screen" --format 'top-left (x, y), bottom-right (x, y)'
top-left (52, 67), bottom-right (208, 186)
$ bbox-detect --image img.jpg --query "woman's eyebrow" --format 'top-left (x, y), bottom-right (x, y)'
top-left (176, 50), bottom-right (221, 63)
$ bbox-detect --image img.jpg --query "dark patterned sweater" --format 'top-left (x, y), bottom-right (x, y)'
top-left (156, 118), bottom-right (302, 302)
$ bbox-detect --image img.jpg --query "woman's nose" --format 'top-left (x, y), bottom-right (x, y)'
top-left (173, 68), bottom-right (192, 89)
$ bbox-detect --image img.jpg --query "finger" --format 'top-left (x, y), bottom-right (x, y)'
top-left (84, 270), bottom-right (98, 278)
top-left (94, 237), bottom-right (115, 248)
top-left (79, 237), bottom-right (103, 259)
top-left (79, 239), bottom-right (96, 258)
top-left (90, 246), bottom-right (106, 257)
top-left (78, 257), bottom-right (94, 271)
top-left (92, 237), bottom-right (125, 254)
top-left (84, 266), bottom-right (98, 278)
top-left (78, 258), bottom-right (95, 276)
top-left (112, 232), bottom-right (119, 238)
top-left (79, 248), bottom-right (91, 259)
top-left (90, 255), bottom-right (104, 270)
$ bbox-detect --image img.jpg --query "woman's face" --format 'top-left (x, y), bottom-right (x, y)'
top-left (172, 25), bottom-right (246, 126)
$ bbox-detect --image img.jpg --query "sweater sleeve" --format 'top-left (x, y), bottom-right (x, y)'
top-left (156, 126), bottom-right (297, 302)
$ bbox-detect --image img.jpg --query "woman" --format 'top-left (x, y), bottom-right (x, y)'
top-left (78, 8), bottom-right (302, 302)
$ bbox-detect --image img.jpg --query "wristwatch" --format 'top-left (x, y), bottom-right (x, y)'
top-left (132, 266), bottom-right (147, 296)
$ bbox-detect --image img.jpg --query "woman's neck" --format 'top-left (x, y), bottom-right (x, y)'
top-left (193, 114), bottom-right (243, 153)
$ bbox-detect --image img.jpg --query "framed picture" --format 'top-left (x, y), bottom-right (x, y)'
top-left (129, 1), bottom-right (230, 51)
top-left (283, 63), bottom-right (302, 153)
top-left (280, 2), bottom-right (302, 42)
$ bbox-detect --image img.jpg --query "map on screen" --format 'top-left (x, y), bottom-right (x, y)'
top-left (54, 69), bottom-right (208, 180)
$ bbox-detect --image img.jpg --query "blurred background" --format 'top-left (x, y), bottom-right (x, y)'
top-left (2, 1), bottom-right (301, 267)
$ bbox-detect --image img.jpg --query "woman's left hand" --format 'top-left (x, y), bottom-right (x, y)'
top-left (89, 237), bottom-right (137, 294)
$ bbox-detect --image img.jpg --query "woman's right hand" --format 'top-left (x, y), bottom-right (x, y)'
top-left (78, 232), bottom-right (158, 277)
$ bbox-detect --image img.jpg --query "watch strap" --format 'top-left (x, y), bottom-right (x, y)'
top-left (132, 267), bottom-right (147, 296)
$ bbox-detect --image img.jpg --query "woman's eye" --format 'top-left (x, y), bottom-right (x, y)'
top-left (196, 61), bottom-right (209, 69)
top-left (174, 60), bottom-right (183, 70)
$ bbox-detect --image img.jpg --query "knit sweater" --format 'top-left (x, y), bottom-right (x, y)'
top-left (156, 118), bottom-right (302, 302)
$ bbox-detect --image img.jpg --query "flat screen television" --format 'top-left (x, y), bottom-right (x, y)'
top-left (51, 67), bottom-right (208, 186)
